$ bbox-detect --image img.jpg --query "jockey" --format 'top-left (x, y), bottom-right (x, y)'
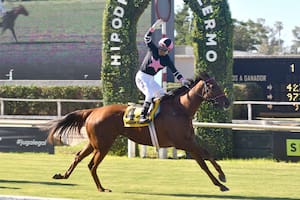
top-left (0, 0), bottom-right (5, 17)
top-left (135, 19), bottom-right (190, 123)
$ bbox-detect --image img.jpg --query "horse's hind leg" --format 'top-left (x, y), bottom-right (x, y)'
top-left (88, 148), bottom-right (111, 192)
top-left (87, 133), bottom-right (116, 192)
top-left (53, 143), bottom-right (93, 179)
top-left (183, 140), bottom-right (229, 192)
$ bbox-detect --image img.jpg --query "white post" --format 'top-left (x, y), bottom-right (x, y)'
top-left (140, 145), bottom-right (147, 158)
top-left (159, 148), bottom-right (167, 159)
top-left (127, 139), bottom-right (136, 158)
top-left (247, 103), bottom-right (252, 120)
top-left (172, 147), bottom-right (177, 159)
top-left (0, 100), bottom-right (4, 116)
top-left (6, 69), bottom-right (14, 80)
top-left (57, 101), bottom-right (62, 117)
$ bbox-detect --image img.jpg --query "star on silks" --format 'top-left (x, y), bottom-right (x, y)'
top-left (148, 57), bottom-right (164, 72)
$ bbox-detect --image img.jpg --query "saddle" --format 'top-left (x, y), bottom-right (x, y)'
top-left (123, 99), bottom-right (160, 127)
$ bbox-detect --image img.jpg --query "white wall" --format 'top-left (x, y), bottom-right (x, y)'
top-left (175, 45), bottom-right (195, 80)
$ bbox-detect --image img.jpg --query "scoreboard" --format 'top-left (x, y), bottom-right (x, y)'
top-left (233, 56), bottom-right (300, 113)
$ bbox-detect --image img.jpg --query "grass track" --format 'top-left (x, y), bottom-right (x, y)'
top-left (0, 152), bottom-right (299, 200)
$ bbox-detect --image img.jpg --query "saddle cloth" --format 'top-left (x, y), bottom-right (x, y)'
top-left (123, 99), bottom-right (160, 127)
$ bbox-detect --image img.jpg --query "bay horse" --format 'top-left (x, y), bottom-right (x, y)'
top-left (0, 5), bottom-right (29, 42)
top-left (47, 72), bottom-right (230, 192)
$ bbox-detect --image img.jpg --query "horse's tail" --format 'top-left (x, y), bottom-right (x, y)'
top-left (47, 109), bottom-right (94, 145)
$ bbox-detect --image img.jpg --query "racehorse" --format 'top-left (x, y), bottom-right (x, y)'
top-left (0, 5), bottom-right (29, 42)
top-left (47, 72), bottom-right (230, 192)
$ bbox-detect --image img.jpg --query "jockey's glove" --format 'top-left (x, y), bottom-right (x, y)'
top-left (181, 78), bottom-right (191, 87)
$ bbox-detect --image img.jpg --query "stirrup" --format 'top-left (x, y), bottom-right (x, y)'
top-left (139, 116), bottom-right (150, 124)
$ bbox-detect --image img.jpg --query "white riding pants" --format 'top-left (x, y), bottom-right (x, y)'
top-left (135, 70), bottom-right (165, 103)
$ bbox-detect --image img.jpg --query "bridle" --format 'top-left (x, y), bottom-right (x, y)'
top-left (194, 78), bottom-right (226, 105)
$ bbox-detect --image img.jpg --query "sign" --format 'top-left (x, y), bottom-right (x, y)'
top-left (286, 139), bottom-right (300, 156)
top-left (0, 127), bottom-right (54, 154)
top-left (273, 132), bottom-right (300, 161)
top-left (233, 56), bottom-right (300, 112)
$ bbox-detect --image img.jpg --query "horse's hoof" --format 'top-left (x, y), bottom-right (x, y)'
top-left (52, 173), bottom-right (64, 179)
top-left (220, 185), bottom-right (229, 192)
top-left (219, 174), bottom-right (226, 182)
top-left (99, 188), bottom-right (112, 192)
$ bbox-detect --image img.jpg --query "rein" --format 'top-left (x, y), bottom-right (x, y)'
top-left (193, 78), bottom-right (225, 103)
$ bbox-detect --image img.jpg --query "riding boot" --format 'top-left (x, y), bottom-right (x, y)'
top-left (139, 101), bottom-right (151, 123)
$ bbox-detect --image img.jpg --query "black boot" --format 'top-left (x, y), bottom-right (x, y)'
top-left (139, 101), bottom-right (151, 123)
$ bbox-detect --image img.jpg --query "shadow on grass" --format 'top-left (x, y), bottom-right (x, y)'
top-left (0, 179), bottom-right (76, 186)
top-left (126, 192), bottom-right (300, 200)
top-left (0, 186), bottom-right (20, 190)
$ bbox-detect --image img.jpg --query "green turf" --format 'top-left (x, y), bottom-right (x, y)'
top-left (0, 151), bottom-right (299, 200)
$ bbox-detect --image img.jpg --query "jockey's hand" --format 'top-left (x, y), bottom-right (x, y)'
top-left (181, 78), bottom-right (191, 87)
top-left (151, 19), bottom-right (164, 30)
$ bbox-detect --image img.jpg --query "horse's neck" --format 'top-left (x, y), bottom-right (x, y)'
top-left (6, 11), bottom-right (16, 19)
top-left (179, 80), bottom-right (205, 117)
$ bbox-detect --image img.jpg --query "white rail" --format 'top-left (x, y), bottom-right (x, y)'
top-left (193, 122), bottom-right (300, 132)
top-left (0, 98), bottom-right (103, 118)
top-left (1, 98), bottom-right (300, 159)
top-left (1, 98), bottom-right (300, 121)
top-left (234, 101), bottom-right (300, 120)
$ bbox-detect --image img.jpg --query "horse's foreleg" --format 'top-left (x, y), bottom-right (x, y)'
top-left (53, 143), bottom-right (93, 180)
top-left (10, 28), bottom-right (17, 42)
top-left (200, 148), bottom-right (226, 182)
top-left (208, 159), bottom-right (226, 182)
top-left (184, 140), bottom-right (229, 192)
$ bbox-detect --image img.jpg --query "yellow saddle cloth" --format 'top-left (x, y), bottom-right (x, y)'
top-left (123, 99), bottom-right (160, 127)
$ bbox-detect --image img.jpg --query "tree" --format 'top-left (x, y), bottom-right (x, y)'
top-left (274, 21), bottom-right (283, 53)
top-left (233, 19), bottom-right (269, 52)
top-left (175, 4), bottom-right (192, 45)
top-left (233, 18), bottom-right (286, 54)
top-left (291, 26), bottom-right (300, 54)
top-left (233, 20), bottom-right (258, 51)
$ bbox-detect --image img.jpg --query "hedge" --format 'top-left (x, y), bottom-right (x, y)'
top-left (0, 85), bottom-right (103, 115)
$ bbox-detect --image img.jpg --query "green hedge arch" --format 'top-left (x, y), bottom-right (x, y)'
top-left (102, 0), bottom-right (233, 158)
top-left (101, 0), bottom-right (151, 105)
top-left (183, 0), bottom-right (233, 158)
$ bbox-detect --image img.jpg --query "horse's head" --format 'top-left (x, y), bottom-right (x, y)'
top-left (197, 72), bottom-right (230, 109)
top-left (15, 5), bottom-right (29, 16)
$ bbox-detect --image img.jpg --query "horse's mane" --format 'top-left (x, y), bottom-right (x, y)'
top-left (5, 5), bottom-right (25, 14)
top-left (160, 75), bottom-right (203, 102)
top-left (4, 6), bottom-right (18, 16)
